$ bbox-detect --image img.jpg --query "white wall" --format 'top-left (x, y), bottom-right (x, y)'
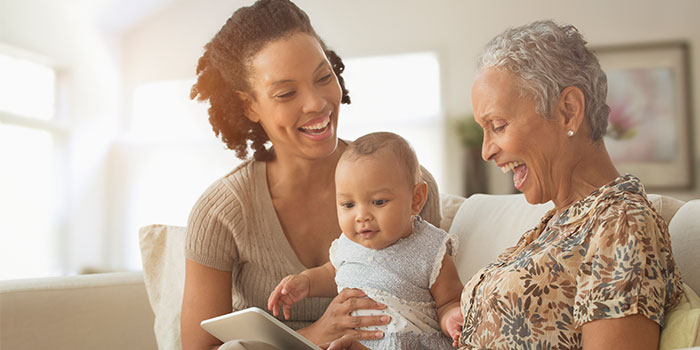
top-left (124, 0), bottom-right (700, 200)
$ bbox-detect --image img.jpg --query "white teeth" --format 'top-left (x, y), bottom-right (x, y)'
top-left (301, 116), bottom-right (330, 131)
top-left (499, 161), bottom-right (524, 173)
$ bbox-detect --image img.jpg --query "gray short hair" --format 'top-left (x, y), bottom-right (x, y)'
top-left (477, 20), bottom-right (609, 141)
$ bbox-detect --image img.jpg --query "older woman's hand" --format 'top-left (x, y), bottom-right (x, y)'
top-left (297, 288), bottom-right (388, 345)
top-left (320, 335), bottom-right (370, 350)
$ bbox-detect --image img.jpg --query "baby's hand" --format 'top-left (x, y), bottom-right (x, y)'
top-left (442, 306), bottom-right (463, 347)
top-left (267, 274), bottom-right (311, 320)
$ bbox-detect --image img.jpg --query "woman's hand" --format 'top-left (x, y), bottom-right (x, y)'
top-left (320, 335), bottom-right (370, 350)
top-left (440, 305), bottom-right (463, 347)
top-left (298, 288), bottom-right (389, 345)
top-left (267, 274), bottom-right (311, 320)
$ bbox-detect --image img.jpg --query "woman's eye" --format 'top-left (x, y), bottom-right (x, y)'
top-left (372, 199), bottom-right (387, 206)
top-left (317, 73), bottom-right (332, 84)
top-left (492, 122), bottom-right (506, 132)
top-left (276, 91), bottom-right (296, 99)
top-left (341, 202), bottom-right (354, 209)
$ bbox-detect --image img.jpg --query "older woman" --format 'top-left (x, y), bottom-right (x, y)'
top-left (326, 20), bottom-right (683, 350)
top-left (460, 20), bottom-right (683, 349)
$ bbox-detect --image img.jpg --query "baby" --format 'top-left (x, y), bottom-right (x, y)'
top-left (268, 132), bottom-right (464, 349)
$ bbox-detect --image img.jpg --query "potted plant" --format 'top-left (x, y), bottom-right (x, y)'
top-left (455, 115), bottom-right (487, 196)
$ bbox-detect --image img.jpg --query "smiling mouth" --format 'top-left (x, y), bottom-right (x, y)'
top-left (499, 161), bottom-right (524, 173)
top-left (499, 161), bottom-right (528, 190)
top-left (299, 114), bottom-right (331, 135)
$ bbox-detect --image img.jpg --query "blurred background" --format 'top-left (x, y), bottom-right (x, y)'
top-left (1, 0), bottom-right (699, 280)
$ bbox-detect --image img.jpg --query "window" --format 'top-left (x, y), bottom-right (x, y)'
top-left (338, 52), bottom-right (445, 188)
top-left (0, 49), bottom-right (64, 280)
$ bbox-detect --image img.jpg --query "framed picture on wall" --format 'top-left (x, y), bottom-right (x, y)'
top-left (594, 41), bottom-right (694, 190)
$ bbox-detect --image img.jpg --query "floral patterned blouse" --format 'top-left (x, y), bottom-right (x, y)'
top-left (458, 174), bottom-right (683, 349)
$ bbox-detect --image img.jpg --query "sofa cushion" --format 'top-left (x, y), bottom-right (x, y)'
top-left (647, 193), bottom-right (686, 224)
top-left (139, 224), bottom-right (186, 350)
top-left (668, 200), bottom-right (700, 293)
top-left (0, 272), bottom-right (157, 350)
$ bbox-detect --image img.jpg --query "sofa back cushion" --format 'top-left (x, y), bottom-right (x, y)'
top-left (448, 194), bottom-right (553, 282)
top-left (668, 199), bottom-right (700, 293)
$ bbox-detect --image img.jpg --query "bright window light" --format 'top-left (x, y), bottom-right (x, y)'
top-left (0, 50), bottom-right (60, 280)
top-left (0, 123), bottom-right (58, 279)
top-left (0, 53), bottom-right (55, 120)
top-left (123, 79), bottom-right (241, 270)
top-left (130, 79), bottom-right (213, 142)
top-left (339, 52), bottom-right (444, 188)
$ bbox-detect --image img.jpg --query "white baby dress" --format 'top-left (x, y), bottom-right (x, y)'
top-left (329, 217), bottom-right (458, 349)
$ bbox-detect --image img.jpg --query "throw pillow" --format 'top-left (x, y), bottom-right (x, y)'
top-left (139, 224), bottom-right (186, 350)
top-left (660, 283), bottom-right (700, 350)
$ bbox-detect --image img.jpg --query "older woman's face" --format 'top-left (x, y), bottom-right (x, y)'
top-left (472, 69), bottom-right (568, 205)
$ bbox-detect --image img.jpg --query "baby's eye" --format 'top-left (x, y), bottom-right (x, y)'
top-left (372, 199), bottom-right (387, 206)
top-left (341, 202), bottom-right (355, 209)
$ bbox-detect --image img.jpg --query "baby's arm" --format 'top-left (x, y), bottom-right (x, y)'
top-left (267, 261), bottom-right (337, 320)
top-left (430, 254), bottom-right (464, 346)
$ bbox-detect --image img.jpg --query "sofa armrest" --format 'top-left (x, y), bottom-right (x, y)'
top-left (0, 271), bottom-right (157, 350)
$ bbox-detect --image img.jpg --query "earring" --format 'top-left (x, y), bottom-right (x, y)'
top-left (567, 130), bottom-right (574, 137)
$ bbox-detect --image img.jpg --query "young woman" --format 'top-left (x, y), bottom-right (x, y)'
top-left (180, 1), bottom-right (441, 349)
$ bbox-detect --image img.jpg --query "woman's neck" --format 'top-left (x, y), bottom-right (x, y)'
top-left (266, 142), bottom-right (347, 197)
top-left (552, 141), bottom-right (620, 214)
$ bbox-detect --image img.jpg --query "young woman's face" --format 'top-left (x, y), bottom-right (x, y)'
top-left (335, 151), bottom-right (419, 250)
top-left (245, 32), bottom-right (342, 161)
top-left (472, 68), bottom-right (567, 205)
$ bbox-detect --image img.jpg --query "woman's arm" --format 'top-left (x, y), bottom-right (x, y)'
top-left (430, 254), bottom-right (464, 338)
top-left (181, 259), bottom-right (232, 350)
top-left (582, 314), bottom-right (659, 350)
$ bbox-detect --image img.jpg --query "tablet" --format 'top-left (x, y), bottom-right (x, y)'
top-left (200, 307), bottom-right (321, 350)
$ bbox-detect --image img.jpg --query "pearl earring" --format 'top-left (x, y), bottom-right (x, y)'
top-left (567, 130), bottom-right (574, 137)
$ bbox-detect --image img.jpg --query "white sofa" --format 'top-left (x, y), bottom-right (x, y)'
top-left (1, 193), bottom-right (698, 350)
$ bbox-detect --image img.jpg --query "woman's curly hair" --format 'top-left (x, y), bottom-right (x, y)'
top-left (190, 0), bottom-right (350, 161)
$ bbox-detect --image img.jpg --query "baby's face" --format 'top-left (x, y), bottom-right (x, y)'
top-left (335, 151), bottom-right (417, 250)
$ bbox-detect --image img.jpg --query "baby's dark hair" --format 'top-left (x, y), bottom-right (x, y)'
top-left (190, 0), bottom-right (350, 161)
top-left (342, 132), bottom-right (421, 187)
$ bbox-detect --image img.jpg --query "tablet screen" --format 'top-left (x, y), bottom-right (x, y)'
top-left (200, 307), bottom-right (321, 350)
